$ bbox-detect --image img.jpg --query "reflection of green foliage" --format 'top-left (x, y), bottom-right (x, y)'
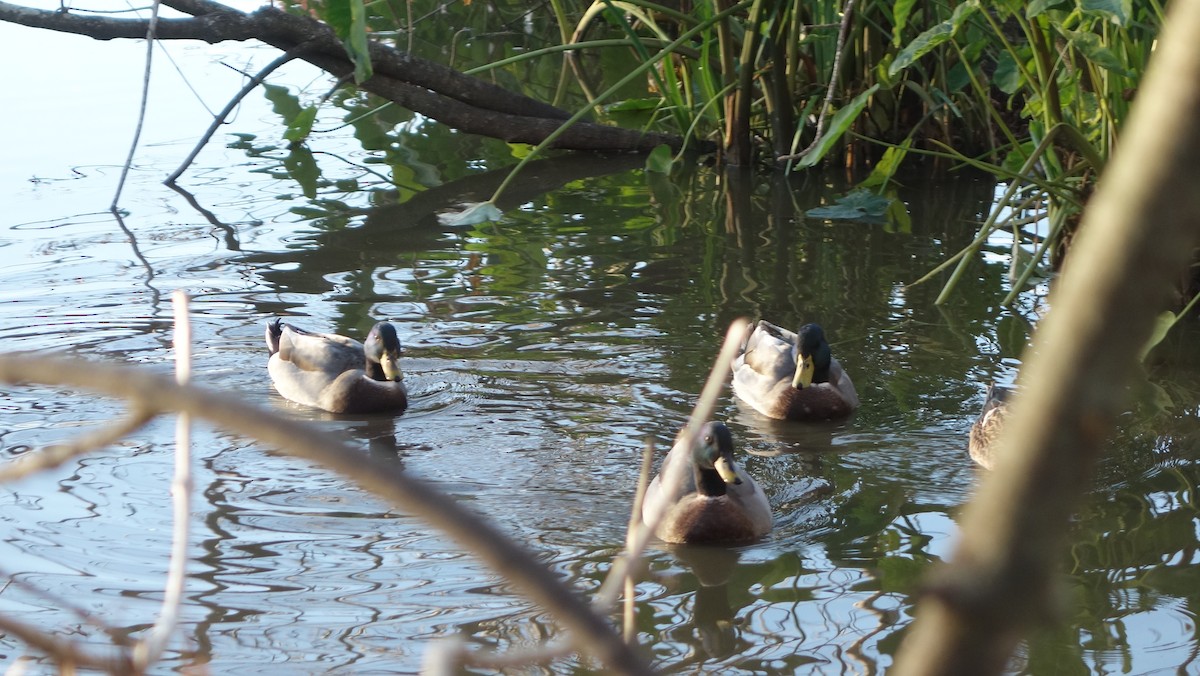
top-left (284, 146), bottom-right (321, 198)
top-left (262, 83), bottom-right (305, 125)
top-left (806, 189), bottom-right (892, 224)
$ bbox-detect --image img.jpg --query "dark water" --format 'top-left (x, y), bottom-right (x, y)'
top-left (3, 20), bottom-right (1200, 676)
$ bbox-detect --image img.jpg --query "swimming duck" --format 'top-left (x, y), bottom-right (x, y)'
top-left (968, 383), bottom-right (1009, 470)
top-left (265, 319), bottom-right (408, 414)
top-left (642, 421), bottom-right (772, 544)
top-left (731, 320), bottom-right (859, 421)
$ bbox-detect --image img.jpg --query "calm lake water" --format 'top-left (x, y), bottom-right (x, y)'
top-left (3, 14), bottom-right (1200, 676)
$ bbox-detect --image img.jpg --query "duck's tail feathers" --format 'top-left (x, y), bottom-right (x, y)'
top-left (265, 318), bottom-right (284, 355)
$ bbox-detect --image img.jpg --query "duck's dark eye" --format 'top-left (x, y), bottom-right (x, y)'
top-left (703, 435), bottom-right (713, 444)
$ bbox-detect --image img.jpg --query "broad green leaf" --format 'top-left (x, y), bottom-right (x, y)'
top-left (1082, 0), bottom-right (1130, 25)
top-left (946, 61), bottom-right (971, 93)
top-left (885, 195), bottom-right (912, 233)
top-left (507, 143), bottom-right (535, 159)
top-left (795, 84), bottom-right (880, 169)
top-left (324, 0), bottom-right (350, 34)
top-left (284, 106), bottom-right (318, 143)
top-left (326, 0), bottom-right (373, 83)
top-left (806, 189), bottom-right (892, 223)
top-left (1002, 139), bottom-right (1036, 175)
top-left (263, 83), bottom-right (303, 125)
top-left (1026, 0), bottom-right (1067, 17)
top-left (226, 132), bottom-right (256, 150)
top-left (993, 50), bottom-right (1023, 94)
top-left (283, 146), bottom-right (321, 199)
top-left (892, 0), bottom-right (918, 46)
top-left (645, 144), bottom-right (674, 174)
top-left (1139, 310), bottom-right (1177, 361)
top-left (889, 2), bottom-right (978, 76)
top-left (860, 138), bottom-right (911, 188)
top-left (1064, 29), bottom-right (1131, 75)
top-left (889, 22), bottom-right (954, 76)
top-left (347, 0), bottom-right (373, 82)
top-left (350, 115), bottom-right (391, 151)
top-left (438, 201), bottom-right (504, 226)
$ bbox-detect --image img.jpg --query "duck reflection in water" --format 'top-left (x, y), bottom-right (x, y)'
top-left (670, 544), bottom-right (744, 660)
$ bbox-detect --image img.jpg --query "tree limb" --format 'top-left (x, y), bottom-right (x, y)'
top-left (0, 0), bottom-right (699, 152)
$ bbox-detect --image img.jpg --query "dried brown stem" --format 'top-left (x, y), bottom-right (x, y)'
top-left (133, 290), bottom-right (195, 670)
top-left (0, 615), bottom-right (131, 673)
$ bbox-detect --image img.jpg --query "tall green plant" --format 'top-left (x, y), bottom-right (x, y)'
top-left (886, 1), bottom-right (1159, 303)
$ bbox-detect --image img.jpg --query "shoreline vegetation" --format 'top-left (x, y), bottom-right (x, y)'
top-left (2, 1), bottom-right (1199, 674)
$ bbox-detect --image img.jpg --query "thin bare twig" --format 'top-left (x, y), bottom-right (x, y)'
top-left (777, 0), bottom-right (858, 163)
top-left (0, 615), bottom-right (131, 673)
top-left (419, 322), bottom-right (748, 671)
top-left (133, 290), bottom-right (195, 670)
top-left (165, 45), bottom-right (308, 185)
top-left (623, 440), bottom-right (656, 644)
top-left (597, 318), bottom-right (751, 610)
top-left (111, 0), bottom-right (161, 210)
top-left (0, 563), bottom-right (131, 645)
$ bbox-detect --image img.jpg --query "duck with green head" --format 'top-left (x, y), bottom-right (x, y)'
top-left (642, 421), bottom-right (772, 544)
top-left (265, 318), bottom-right (408, 414)
top-left (732, 320), bottom-right (859, 421)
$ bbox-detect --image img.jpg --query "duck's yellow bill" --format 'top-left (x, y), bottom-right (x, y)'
top-left (714, 457), bottom-right (743, 485)
top-left (792, 354), bottom-right (814, 389)
top-left (381, 354), bottom-right (403, 382)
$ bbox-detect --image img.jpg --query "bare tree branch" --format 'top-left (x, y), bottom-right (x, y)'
top-left (892, 0), bottom-right (1200, 672)
top-left (166, 43), bottom-right (308, 184)
top-left (0, 0), bottom-right (699, 152)
top-left (0, 615), bottom-right (131, 673)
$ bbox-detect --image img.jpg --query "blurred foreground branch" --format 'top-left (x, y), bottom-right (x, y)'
top-left (893, 1), bottom-right (1200, 673)
top-left (0, 354), bottom-right (650, 675)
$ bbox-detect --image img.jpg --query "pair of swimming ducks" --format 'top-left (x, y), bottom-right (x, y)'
top-left (264, 318), bottom-right (862, 545)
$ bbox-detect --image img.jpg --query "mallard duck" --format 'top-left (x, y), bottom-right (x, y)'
top-left (265, 318), bottom-right (408, 414)
top-left (968, 383), bottom-right (1009, 470)
top-left (641, 421), bottom-right (772, 544)
top-left (731, 320), bottom-right (859, 421)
